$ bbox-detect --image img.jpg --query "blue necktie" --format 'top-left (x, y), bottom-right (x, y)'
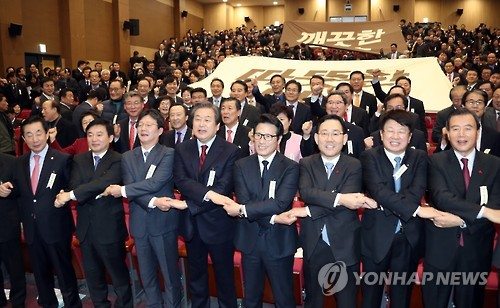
top-left (322, 162), bottom-right (335, 245)
top-left (394, 157), bottom-right (402, 233)
top-left (94, 156), bottom-right (100, 170)
top-left (143, 151), bottom-right (149, 162)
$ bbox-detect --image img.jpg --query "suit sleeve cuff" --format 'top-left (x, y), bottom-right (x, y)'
top-left (270, 214), bottom-right (276, 224)
top-left (333, 193), bottom-right (341, 207)
top-left (70, 191), bottom-right (76, 201)
top-left (412, 206), bottom-right (421, 217)
top-left (476, 206), bottom-right (485, 219)
top-left (121, 186), bottom-right (127, 198)
top-left (305, 206), bottom-right (312, 217)
top-left (241, 204), bottom-right (248, 217)
top-left (148, 197), bottom-right (157, 209)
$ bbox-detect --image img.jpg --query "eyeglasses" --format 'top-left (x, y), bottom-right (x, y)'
top-left (465, 99), bottom-right (485, 106)
top-left (137, 122), bottom-right (158, 129)
top-left (254, 133), bottom-right (278, 140)
top-left (318, 131), bottom-right (344, 138)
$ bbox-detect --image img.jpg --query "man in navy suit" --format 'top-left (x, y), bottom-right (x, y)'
top-left (105, 110), bottom-right (182, 307)
top-left (229, 114), bottom-right (299, 307)
top-left (349, 71), bottom-right (377, 117)
top-left (159, 103), bottom-right (192, 148)
top-left (173, 102), bottom-right (240, 308)
top-left (252, 74), bottom-right (286, 113)
top-left (1, 116), bottom-right (81, 308)
top-left (360, 110), bottom-right (441, 308)
top-left (55, 118), bottom-right (132, 307)
top-left (280, 80), bottom-right (312, 135)
top-left (289, 114), bottom-right (377, 308)
top-left (336, 83), bottom-right (370, 137)
top-left (423, 108), bottom-right (500, 308)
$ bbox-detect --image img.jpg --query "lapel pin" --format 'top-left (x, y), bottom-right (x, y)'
top-left (50, 156), bottom-right (54, 160)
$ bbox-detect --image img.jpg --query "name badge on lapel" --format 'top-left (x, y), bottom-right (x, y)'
top-left (47, 172), bottom-right (57, 189)
top-left (484, 149), bottom-right (491, 154)
top-left (243, 119), bottom-right (249, 126)
top-left (347, 140), bottom-right (353, 154)
top-left (146, 165), bottom-right (156, 179)
top-left (207, 169), bottom-right (216, 187)
top-left (269, 180), bottom-right (276, 199)
top-left (393, 164), bottom-right (408, 180)
top-left (480, 186), bottom-right (488, 205)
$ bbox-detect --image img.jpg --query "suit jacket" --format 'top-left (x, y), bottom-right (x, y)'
top-left (207, 96), bottom-right (227, 108)
top-left (299, 153), bottom-right (362, 266)
top-left (370, 129), bottom-right (427, 153)
top-left (13, 148), bottom-right (74, 244)
top-left (358, 91), bottom-right (378, 118)
top-left (59, 103), bottom-right (73, 122)
top-left (122, 144), bottom-right (179, 238)
top-left (70, 150), bottom-right (127, 244)
top-left (72, 101), bottom-right (94, 131)
top-left (279, 101), bottom-right (312, 135)
top-left (239, 101), bottom-right (261, 129)
top-left (360, 146), bottom-right (427, 263)
top-left (233, 153), bottom-right (299, 258)
top-left (114, 117), bottom-right (141, 154)
top-left (426, 150), bottom-right (500, 270)
top-left (483, 107), bottom-right (497, 132)
top-left (159, 127), bottom-right (192, 148)
top-left (0, 153), bottom-right (21, 242)
top-left (51, 117), bottom-right (79, 148)
top-left (350, 105), bottom-right (370, 137)
top-left (173, 136), bottom-right (240, 244)
top-left (252, 87), bottom-right (285, 113)
top-left (386, 51), bottom-right (402, 59)
top-left (432, 105), bottom-right (455, 144)
top-left (217, 124), bottom-right (250, 158)
top-left (78, 84), bottom-right (108, 103)
top-left (101, 99), bottom-right (128, 124)
top-left (303, 95), bottom-right (325, 124)
top-left (154, 50), bottom-right (169, 67)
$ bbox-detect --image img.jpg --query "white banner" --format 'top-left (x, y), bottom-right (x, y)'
top-left (191, 56), bottom-right (452, 113)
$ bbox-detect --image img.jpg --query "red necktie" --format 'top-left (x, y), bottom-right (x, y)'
top-left (343, 112), bottom-right (348, 122)
top-left (459, 157), bottom-right (470, 247)
top-left (199, 145), bottom-right (208, 171)
top-left (226, 129), bottom-right (233, 143)
top-left (129, 120), bottom-right (136, 150)
top-left (31, 154), bottom-right (41, 194)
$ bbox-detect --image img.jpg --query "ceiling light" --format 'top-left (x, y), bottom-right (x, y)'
top-left (273, 1), bottom-right (278, 4)
top-left (236, 3), bottom-right (242, 6)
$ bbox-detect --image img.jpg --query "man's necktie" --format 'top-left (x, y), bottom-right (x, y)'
top-left (459, 157), bottom-right (470, 246)
top-left (288, 104), bottom-right (296, 117)
top-left (199, 145), bottom-right (208, 171)
top-left (31, 154), bottom-right (41, 194)
top-left (343, 112), bottom-right (348, 122)
top-left (226, 129), bottom-right (233, 143)
top-left (93, 155), bottom-right (100, 170)
top-left (143, 151), bottom-right (149, 162)
top-left (176, 131), bottom-right (182, 145)
top-left (461, 158), bottom-right (470, 190)
top-left (322, 162), bottom-right (335, 246)
top-left (394, 157), bottom-right (402, 233)
top-left (261, 160), bottom-right (269, 187)
top-left (354, 93), bottom-right (360, 107)
top-left (129, 121), bottom-right (136, 150)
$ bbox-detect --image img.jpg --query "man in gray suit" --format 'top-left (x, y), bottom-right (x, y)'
top-left (104, 109), bottom-right (182, 307)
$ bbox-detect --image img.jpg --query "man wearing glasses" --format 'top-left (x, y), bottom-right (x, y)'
top-left (230, 114), bottom-right (300, 307)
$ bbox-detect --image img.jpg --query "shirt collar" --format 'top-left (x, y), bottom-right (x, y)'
top-left (384, 148), bottom-right (406, 166)
top-left (321, 153), bottom-right (341, 166)
top-left (197, 135), bottom-right (217, 153)
top-left (258, 150), bottom-right (277, 166)
top-left (31, 144), bottom-right (49, 160)
top-left (92, 149), bottom-right (108, 159)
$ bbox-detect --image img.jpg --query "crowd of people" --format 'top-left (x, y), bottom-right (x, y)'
top-left (0, 20), bottom-right (499, 308)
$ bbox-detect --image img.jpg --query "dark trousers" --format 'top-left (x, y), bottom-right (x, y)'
top-left (28, 230), bottom-right (81, 308)
top-left (242, 234), bottom-right (295, 308)
top-left (422, 245), bottom-right (489, 308)
top-left (0, 237), bottom-right (26, 307)
top-left (80, 239), bottom-right (132, 308)
top-left (304, 239), bottom-right (358, 308)
top-left (362, 233), bottom-right (417, 308)
top-left (134, 232), bottom-right (182, 308)
top-left (185, 226), bottom-right (237, 308)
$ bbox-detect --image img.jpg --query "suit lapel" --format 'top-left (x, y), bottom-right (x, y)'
top-left (36, 149), bottom-right (56, 195)
top-left (22, 154), bottom-right (32, 194)
top-left (468, 151), bottom-right (486, 199)
top-left (378, 147), bottom-right (396, 191)
top-left (201, 137), bottom-right (223, 174)
top-left (446, 150), bottom-right (466, 194)
top-left (250, 155), bottom-right (264, 196)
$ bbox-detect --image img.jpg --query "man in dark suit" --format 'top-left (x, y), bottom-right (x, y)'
top-left (229, 114), bottom-right (300, 307)
top-left (173, 102), bottom-right (240, 308)
top-left (230, 80), bottom-right (261, 129)
top-left (279, 79), bottom-right (312, 135)
top-left (101, 80), bottom-right (128, 124)
top-left (154, 43), bottom-right (169, 68)
top-left (360, 110), bottom-right (439, 308)
top-left (72, 60), bottom-right (86, 82)
top-left (55, 118), bottom-right (132, 307)
top-left (252, 74), bottom-right (286, 112)
top-left (41, 100), bottom-right (79, 148)
top-left (350, 71), bottom-right (378, 118)
top-left (431, 85), bottom-right (466, 144)
top-left (58, 88), bottom-right (77, 122)
top-left (217, 98), bottom-right (251, 158)
top-left (0, 94), bottom-right (15, 155)
top-left (5, 116), bottom-right (81, 307)
top-left (78, 70), bottom-right (108, 103)
top-left (370, 73), bottom-right (426, 136)
top-left (423, 108), bottom-right (500, 308)
top-left (289, 114), bottom-right (377, 308)
top-left (336, 83), bottom-right (370, 137)
top-left (385, 43), bottom-right (402, 59)
top-left (114, 92), bottom-right (144, 153)
top-left (73, 88), bottom-right (106, 134)
top-left (303, 75), bottom-right (326, 124)
top-left (160, 103), bottom-right (192, 148)
top-left (0, 152), bottom-right (26, 308)
top-left (105, 110), bottom-right (182, 307)
top-left (207, 78), bottom-right (227, 108)
top-left (304, 91), bottom-right (365, 158)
